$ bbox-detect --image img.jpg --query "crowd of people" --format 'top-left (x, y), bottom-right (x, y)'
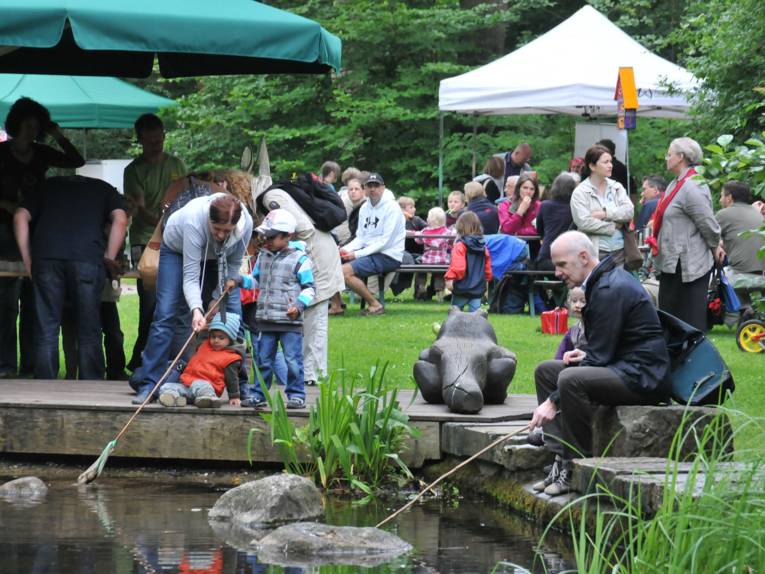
top-left (0, 96), bottom-right (763, 423)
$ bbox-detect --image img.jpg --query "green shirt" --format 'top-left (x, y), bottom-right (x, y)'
top-left (124, 153), bottom-right (186, 245)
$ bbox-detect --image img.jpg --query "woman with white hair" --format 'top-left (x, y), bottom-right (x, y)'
top-left (646, 137), bottom-right (721, 331)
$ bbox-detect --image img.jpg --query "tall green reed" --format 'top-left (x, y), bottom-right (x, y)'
top-left (248, 362), bottom-right (420, 495)
top-left (542, 405), bottom-right (765, 573)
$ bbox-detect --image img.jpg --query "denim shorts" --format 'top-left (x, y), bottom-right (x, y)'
top-left (350, 253), bottom-right (401, 279)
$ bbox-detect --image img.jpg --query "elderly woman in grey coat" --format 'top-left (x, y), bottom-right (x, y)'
top-left (648, 137), bottom-right (721, 331)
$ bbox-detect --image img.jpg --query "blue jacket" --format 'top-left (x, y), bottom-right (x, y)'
top-left (451, 235), bottom-right (490, 298)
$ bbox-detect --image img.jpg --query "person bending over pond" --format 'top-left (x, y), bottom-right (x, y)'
top-left (129, 193), bottom-right (252, 404)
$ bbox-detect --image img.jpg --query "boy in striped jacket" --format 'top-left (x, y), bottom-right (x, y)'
top-left (241, 209), bottom-right (315, 409)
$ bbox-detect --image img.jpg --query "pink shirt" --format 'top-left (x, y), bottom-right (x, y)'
top-left (499, 199), bottom-right (540, 236)
top-left (416, 226), bottom-right (454, 265)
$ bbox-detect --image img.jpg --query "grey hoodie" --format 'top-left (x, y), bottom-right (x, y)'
top-left (163, 193), bottom-right (253, 312)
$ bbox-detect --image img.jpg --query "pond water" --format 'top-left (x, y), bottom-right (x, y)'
top-left (0, 477), bottom-right (573, 573)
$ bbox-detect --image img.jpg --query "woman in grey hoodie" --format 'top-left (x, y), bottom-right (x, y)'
top-left (130, 192), bottom-right (253, 403)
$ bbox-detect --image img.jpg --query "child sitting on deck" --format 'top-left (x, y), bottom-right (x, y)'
top-left (158, 312), bottom-right (244, 409)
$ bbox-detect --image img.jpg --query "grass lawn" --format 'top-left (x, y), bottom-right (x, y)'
top-left (115, 284), bottom-right (764, 449)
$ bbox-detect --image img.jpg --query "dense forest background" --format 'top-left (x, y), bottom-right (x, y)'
top-left (80, 0), bottom-right (765, 204)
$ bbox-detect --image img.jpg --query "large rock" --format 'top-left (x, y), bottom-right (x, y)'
top-left (209, 474), bottom-right (323, 534)
top-left (0, 476), bottom-right (48, 501)
top-left (256, 522), bottom-right (412, 567)
top-left (592, 405), bottom-right (732, 459)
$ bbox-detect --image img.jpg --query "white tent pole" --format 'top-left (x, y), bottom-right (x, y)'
top-left (471, 114), bottom-right (477, 178)
top-left (438, 113), bottom-right (444, 207)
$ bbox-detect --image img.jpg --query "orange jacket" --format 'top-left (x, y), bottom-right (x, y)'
top-left (180, 339), bottom-right (241, 396)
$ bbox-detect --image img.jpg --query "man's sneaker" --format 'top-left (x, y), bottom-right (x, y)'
top-left (194, 396), bottom-right (222, 409)
top-left (286, 396), bottom-right (306, 409)
top-left (532, 455), bottom-right (561, 492)
top-left (544, 463), bottom-right (572, 496)
top-left (159, 392), bottom-right (187, 407)
top-left (305, 380), bottom-right (317, 386)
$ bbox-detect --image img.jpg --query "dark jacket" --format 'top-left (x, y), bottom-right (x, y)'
top-left (536, 199), bottom-right (574, 263)
top-left (581, 256), bottom-right (671, 398)
top-left (467, 197), bottom-right (500, 235)
top-left (446, 235), bottom-right (492, 298)
top-left (636, 197), bottom-right (659, 231)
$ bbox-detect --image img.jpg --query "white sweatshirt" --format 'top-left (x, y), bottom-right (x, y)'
top-left (344, 196), bottom-right (406, 261)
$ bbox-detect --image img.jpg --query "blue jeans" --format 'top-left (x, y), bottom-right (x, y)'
top-left (255, 331), bottom-right (305, 401)
top-left (131, 245), bottom-right (241, 391)
top-left (451, 294), bottom-right (481, 312)
top-left (32, 259), bottom-right (105, 380)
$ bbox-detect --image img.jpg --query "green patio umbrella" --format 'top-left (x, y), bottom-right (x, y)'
top-left (0, 75), bottom-right (175, 128)
top-left (0, 0), bottom-right (341, 78)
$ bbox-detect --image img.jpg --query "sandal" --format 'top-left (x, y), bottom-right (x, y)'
top-left (360, 306), bottom-right (385, 316)
top-left (328, 308), bottom-right (345, 316)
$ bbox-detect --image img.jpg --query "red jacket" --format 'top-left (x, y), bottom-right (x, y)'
top-left (445, 241), bottom-right (493, 282)
top-left (180, 339), bottom-right (241, 396)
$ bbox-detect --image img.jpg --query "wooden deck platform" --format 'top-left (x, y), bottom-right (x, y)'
top-left (0, 380), bottom-right (536, 468)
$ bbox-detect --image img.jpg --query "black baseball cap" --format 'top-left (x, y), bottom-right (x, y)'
top-left (365, 172), bottom-right (384, 186)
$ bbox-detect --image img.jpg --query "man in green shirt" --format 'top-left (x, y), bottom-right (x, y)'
top-left (715, 180), bottom-right (765, 307)
top-left (124, 113), bottom-right (186, 371)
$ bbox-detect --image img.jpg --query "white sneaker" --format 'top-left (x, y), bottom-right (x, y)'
top-left (532, 456), bottom-right (560, 492)
top-left (195, 396), bottom-right (222, 409)
top-left (544, 465), bottom-right (572, 496)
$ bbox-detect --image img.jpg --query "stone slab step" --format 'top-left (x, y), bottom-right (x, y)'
top-left (441, 422), bottom-right (552, 471)
top-left (572, 457), bottom-right (755, 514)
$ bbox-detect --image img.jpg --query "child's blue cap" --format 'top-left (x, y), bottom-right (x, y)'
top-left (208, 312), bottom-right (240, 342)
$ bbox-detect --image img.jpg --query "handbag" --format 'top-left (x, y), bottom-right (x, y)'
top-left (659, 310), bottom-right (735, 405)
top-left (541, 307), bottom-right (568, 335)
top-left (707, 264), bottom-right (741, 327)
top-left (622, 228), bottom-right (643, 271)
top-left (136, 222), bottom-right (162, 291)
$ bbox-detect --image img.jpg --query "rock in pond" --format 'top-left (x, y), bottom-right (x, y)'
top-left (209, 474), bottom-right (323, 538)
top-left (0, 476), bottom-right (48, 501)
top-left (256, 522), bottom-right (412, 567)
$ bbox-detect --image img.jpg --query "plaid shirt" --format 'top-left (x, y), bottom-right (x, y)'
top-left (416, 226), bottom-right (455, 265)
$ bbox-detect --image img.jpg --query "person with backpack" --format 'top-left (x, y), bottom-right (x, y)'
top-left (129, 193), bottom-right (252, 404)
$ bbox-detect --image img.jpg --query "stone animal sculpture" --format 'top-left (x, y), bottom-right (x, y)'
top-left (413, 308), bottom-right (517, 414)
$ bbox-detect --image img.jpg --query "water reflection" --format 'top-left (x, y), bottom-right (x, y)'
top-left (0, 478), bottom-right (572, 573)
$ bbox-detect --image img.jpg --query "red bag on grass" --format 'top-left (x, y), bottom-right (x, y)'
top-left (541, 307), bottom-right (568, 335)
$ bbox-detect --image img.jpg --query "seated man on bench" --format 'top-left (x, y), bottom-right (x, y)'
top-left (339, 173), bottom-right (405, 316)
top-left (530, 231), bottom-right (671, 496)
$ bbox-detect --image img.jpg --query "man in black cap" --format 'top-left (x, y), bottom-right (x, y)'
top-left (339, 173), bottom-right (406, 315)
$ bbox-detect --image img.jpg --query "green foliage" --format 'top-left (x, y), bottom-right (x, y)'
top-left (546, 408), bottom-right (765, 573)
top-left (249, 362), bottom-right (420, 495)
top-left (671, 0), bottom-right (765, 139)
top-left (700, 133), bottom-right (765, 199)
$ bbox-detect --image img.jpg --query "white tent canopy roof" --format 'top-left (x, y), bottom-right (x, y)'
top-left (438, 5), bottom-right (697, 119)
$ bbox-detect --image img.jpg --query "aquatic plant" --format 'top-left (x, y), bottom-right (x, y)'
top-left (544, 406), bottom-right (765, 573)
top-left (248, 362), bottom-right (420, 495)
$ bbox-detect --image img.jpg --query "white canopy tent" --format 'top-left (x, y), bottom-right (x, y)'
top-left (436, 5), bottom-right (698, 197)
top-left (439, 5), bottom-right (697, 118)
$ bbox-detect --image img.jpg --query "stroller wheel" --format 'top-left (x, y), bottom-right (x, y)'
top-left (736, 319), bottom-right (765, 353)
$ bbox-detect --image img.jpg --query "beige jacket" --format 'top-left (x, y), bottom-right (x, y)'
top-left (257, 188), bottom-right (345, 304)
top-left (570, 177), bottom-right (634, 253)
top-left (654, 168), bottom-right (720, 282)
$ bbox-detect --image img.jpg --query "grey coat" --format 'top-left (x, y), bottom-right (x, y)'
top-left (654, 168), bottom-right (720, 282)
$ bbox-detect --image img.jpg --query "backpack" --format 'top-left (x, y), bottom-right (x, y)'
top-left (161, 176), bottom-right (213, 229)
top-left (261, 172), bottom-right (347, 232)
